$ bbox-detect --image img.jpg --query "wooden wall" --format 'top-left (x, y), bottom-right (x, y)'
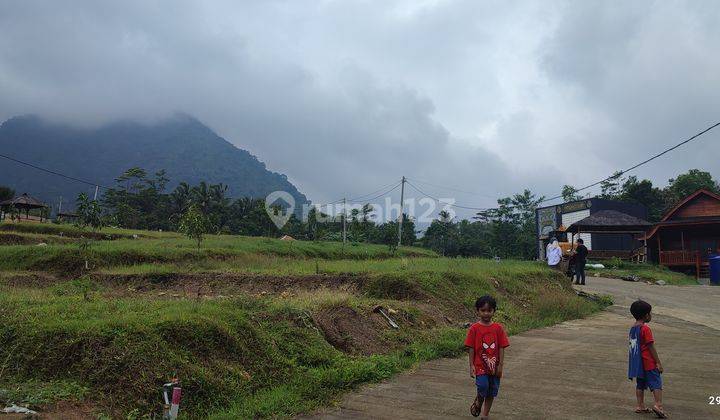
top-left (671, 194), bottom-right (720, 219)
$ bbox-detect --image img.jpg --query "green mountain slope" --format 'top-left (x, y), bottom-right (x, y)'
top-left (0, 114), bottom-right (308, 208)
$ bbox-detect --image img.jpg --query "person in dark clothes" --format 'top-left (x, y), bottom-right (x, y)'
top-left (574, 238), bottom-right (588, 285)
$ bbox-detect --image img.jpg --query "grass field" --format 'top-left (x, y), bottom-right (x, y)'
top-left (586, 258), bottom-right (698, 285)
top-left (0, 222), bottom-right (611, 418)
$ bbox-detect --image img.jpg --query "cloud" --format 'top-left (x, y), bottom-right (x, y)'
top-left (0, 0), bottom-right (718, 221)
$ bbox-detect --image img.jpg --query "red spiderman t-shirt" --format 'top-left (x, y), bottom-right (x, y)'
top-left (639, 323), bottom-right (657, 371)
top-left (464, 322), bottom-right (510, 376)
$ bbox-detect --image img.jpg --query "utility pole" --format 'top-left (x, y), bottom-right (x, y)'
top-left (342, 198), bottom-right (347, 247)
top-left (58, 196), bottom-right (63, 214)
top-left (93, 185), bottom-right (99, 201)
top-left (397, 176), bottom-right (406, 247)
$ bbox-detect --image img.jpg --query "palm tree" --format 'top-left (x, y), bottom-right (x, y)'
top-left (170, 182), bottom-right (191, 216)
top-left (191, 182), bottom-right (212, 214)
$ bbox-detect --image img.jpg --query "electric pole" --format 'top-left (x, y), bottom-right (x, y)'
top-left (342, 197), bottom-right (347, 247)
top-left (93, 185), bottom-right (99, 201)
top-left (397, 176), bottom-right (405, 247)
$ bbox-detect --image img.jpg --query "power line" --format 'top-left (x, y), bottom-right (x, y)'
top-left (0, 152), bottom-right (111, 190)
top-left (407, 177), bottom-right (499, 199)
top-left (537, 120), bottom-right (720, 204)
top-left (409, 120), bottom-right (720, 211)
top-left (405, 180), bottom-right (491, 211)
top-left (348, 182), bottom-right (402, 203)
top-left (3, 119), bottom-right (717, 213)
top-left (311, 181), bottom-right (402, 208)
top-left (347, 180), bottom-right (403, 202)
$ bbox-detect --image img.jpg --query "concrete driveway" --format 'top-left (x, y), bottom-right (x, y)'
top-left (304, 278), bottom-right (720, 419)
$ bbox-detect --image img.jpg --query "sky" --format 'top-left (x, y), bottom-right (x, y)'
top-left (1, 0), bottom-right (719, 220)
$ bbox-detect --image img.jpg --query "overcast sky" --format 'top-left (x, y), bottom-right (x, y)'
top-left (1, 0), bottom-right (719, 219)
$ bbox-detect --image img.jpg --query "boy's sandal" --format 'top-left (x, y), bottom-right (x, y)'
top-left (652, 406), bottom-right (668, 418)
top-left (470, 399), bottom-right (481, 417)
top-left (635, 408), bottom-right (651, 413)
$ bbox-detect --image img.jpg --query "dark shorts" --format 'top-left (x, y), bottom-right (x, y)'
top-left (475, 375), bottom-right (500, 398)
top-left (636, 369), bottom-right (663, 391)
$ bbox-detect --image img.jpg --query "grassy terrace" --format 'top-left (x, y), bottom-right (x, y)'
top-left (0, 222), bottom-right (609, 418)
top-left (0, 223), bottom-right (434, 273)
top-left (586, 258), bottom-right (698, 285)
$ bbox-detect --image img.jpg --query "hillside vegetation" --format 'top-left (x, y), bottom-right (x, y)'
top-left (0, 114), bottom-right (308, 206)
top-left (0, 222), bottom-right (607, 418)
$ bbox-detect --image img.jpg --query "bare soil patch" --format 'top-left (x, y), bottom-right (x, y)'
top-left (0, 233), bottom-right (75, 246)
top-left (0, 272), bottom-right (59, 287)
top-left (94, 272), bottom-right (368, 298)
top-left (313, 306), bottom-right (391, 355)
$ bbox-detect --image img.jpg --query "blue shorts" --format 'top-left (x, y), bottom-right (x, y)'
top-left (636, 369), bottom-right (662, 391)
top-left (475, 375), bottom-right (500, 398)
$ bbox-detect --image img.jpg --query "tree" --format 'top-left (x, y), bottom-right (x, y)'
top-left (116, 167), bottom-right (148, 193)
top-left (619, 176), bottom-right (665, 222)
top-left (599, 171), bottom-right (624, 199)
top-left (169, 182), bottom-right (192, 226)
top-left (0, 185), bottom-right (14, 202)
top-left (561, 185), bottom-right (582, 202)
top-left (178, 205), bottom-right (210, 249)
top-left (475, 189), bottom-right (544, 259)
top-left (75, 193), bottom-right (105, 231)
top-left (103, 167), bottom-right (172, 230)
top-left (664, 169), bottom-right (719, 208)
top-left (423, 210), bottom-right (456, 256)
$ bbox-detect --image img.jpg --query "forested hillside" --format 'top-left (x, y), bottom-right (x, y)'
top-left (0, 114), bottom-right (308, 207)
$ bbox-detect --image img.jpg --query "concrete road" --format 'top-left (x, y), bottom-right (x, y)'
top-left (304, 278), bottom-right (720, 419)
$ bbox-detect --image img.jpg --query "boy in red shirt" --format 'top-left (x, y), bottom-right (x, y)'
top-left (628, 300), bottom-right (666, 418)
top-left (464, 295), bottom-right (510, 418)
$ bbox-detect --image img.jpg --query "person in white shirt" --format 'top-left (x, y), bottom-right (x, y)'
top-left (546, 238), bottom-right (562, 269)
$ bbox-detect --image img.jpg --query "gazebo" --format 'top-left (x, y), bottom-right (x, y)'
top-left (566, 210), bottom-right (652, 262)
top-left (0, 193), bottom-right (49, 222)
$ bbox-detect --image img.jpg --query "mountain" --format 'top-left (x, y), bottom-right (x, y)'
top-left (0, 114), bottom-right (308, 209)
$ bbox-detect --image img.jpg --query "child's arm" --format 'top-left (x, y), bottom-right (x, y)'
top-left (468, 347), bottom-right (475, 378)
top-left (496, 346), bottom-right (505, 378)
top-left (647, 343), bottom-right (663, 372)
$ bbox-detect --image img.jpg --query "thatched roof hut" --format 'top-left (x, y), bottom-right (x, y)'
top-left (566, 210), bottom-right (651, 233)
top-left (0, 193), bottom-right (47, 210)
top-left (0, 193), bottom-right (49, 221)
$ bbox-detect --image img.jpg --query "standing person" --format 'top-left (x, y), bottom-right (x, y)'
top-left (574, 238), bottom-right (588, 285)
top-left (465, 295), bottom-right (510, 419)
top-left (628, 300), bottom-right (666, 418)
top-left (546, 238), bottom-right (562, 269)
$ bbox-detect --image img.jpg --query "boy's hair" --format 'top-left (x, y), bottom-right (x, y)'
top-left (475, 295), bottom-right (497, 311)
top-left (577, 238), bottom-right (584, 244)
top-left (630, 300), bottom-right (652, 320)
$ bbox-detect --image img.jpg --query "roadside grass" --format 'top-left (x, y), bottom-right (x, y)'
top-left (586, 260), bottom-right (697, 285)
top-left (0, 258), bottom-right (606, 418)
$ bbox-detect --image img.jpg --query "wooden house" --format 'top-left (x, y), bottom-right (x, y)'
top-left (644, 189), bottom-right (720, 278)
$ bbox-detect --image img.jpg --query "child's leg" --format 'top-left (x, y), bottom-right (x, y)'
top-left (480, 375), bottom-right (499, 417)
top-left (475, 388), bottom-right (484, 408)
top-left (635, 388), bottom-right (646, 410)
top-left (481, 396), bottom-right (494, 417)
top-left (471, 376), bottom-right (485, 417)
top-left (651, 389), bottom-right (663, 410)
